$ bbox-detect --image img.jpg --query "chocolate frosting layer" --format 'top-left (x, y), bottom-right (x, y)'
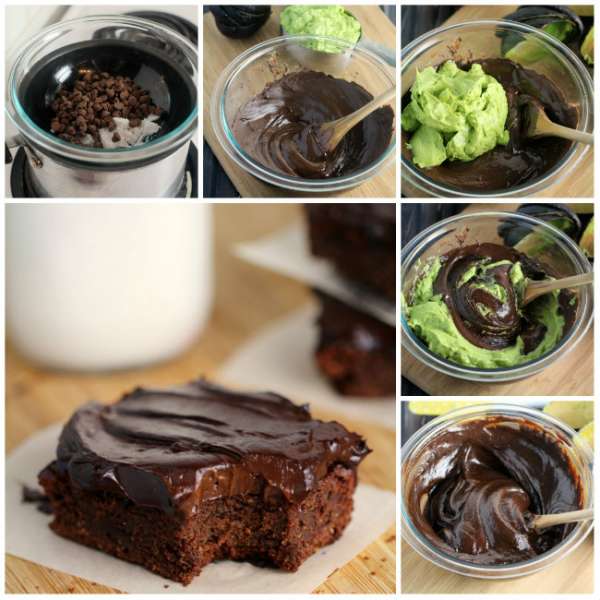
top-left (404, 416), bottom-right (583, 564)
top-left (231, 70), bottom-right (394, 179)
top-left (49, 380), bottom-right (370, 514)
top-left (434, 243), bottom-right (576, 352)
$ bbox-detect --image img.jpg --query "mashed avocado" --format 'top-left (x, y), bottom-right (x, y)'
top-left (405, 257), bottom-right (565, 369)
top-left (402, 61), bottom-right (510, 168)
top-left (281, 5), bottom-right (361, 53)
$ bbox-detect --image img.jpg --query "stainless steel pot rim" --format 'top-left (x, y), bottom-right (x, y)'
top-left (211, 34), bottom-right (396, 192)
top-left (6, 15), bottom-right (198, 165)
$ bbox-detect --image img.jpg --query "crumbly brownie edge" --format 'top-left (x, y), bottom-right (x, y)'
top-left (39, 462), bottom-right (357, 584)
top-left (315, 292), bottom-right (396, 397)
top-left (316, 343), bottom-right (396, 397)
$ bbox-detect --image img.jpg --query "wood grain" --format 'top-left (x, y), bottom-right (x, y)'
top-left (401, 538), bottom-right (593, 594)
top-left (401, 203), bottom-right (594, 396)
top-left (203, 5), bottom-right (397, 198)
top-left (430, 5), bottom-right (593, 198)
top-left (5, 204), bottom-right (395, 594)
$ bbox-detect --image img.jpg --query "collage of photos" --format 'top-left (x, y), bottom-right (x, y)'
top-left (5, 4), bottom-right (397, 594)
top-left (2, 1), bottom-right (598, 599)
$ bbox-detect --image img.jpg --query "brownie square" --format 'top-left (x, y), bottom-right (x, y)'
top-left (314, 291), bottom-right (395, 397)
top-left (39, 380), bottom-right (369, 584)
top-left (305, 204), bottom-right (396, 302)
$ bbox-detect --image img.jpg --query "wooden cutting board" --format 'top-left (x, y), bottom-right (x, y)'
top-left (402, 537), bottom-right (593, 594)
top-left (5, 204), bottom-right (395, 594)
top-left (402, 203), bottom-right (594, 396)
top-left (202, 5), bottom-right (396, 198)
top-left (432, 5), bottom-right (593, 197)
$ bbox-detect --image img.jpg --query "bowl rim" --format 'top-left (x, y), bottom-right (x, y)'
top-left (400, 19), bottom-right (594, 198)
top-left (400, 210), bottom-right (594, 381)
top-left (5, 14), bottom-right (198, 164)
top-left (400, 403), bottom-right (594, 578)
top-left (210, 33), bottom-right (397, 192)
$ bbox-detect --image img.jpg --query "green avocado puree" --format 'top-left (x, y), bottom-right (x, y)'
top-left (405, 257), bottom-right (565, 369)
top-left (281, 6), bottom-right (361, 53)
top-left (401, 61), bottom-right (510, 168)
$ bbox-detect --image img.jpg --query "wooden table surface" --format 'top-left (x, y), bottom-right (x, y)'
top-left (203, 5), bottom-right (397, 198)
top-left (401, 203), bottom-right (594, 397)
top-left (5, 204), bottom-right (396, 594)
top-left (401, 537), bottom-right (593, 594)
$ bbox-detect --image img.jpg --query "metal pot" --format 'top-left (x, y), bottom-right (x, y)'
top-left (6, 15), bottom-right (198, 198)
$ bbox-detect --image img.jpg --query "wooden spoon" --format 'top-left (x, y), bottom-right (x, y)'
top-left (522, 99), bottom-right (594, 145)
top-left (530, 508), bottom-right (593, 531)
top-left (522, 272), bottom-right (593, 306)
top-left (318, 87), bottom-right (396, 153)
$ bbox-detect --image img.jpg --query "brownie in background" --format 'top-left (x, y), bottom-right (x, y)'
top-left (305, 204), bottom-right (396, 302)
top-left (314, 290), bottom-right (395, 397)
top-left (305, 204), bottom-right (396, 398)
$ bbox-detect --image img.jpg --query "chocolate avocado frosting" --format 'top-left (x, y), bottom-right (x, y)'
top-left (402, 58), bottom-right (578, 192)
top-left (231, 70), bottom-right (394, 178)
top-left (434, 243), bottom-right (576, 353)
top-left (42, 379), bottom-right (369, 514)
top-left (404, 415), bottom-right (583, 564)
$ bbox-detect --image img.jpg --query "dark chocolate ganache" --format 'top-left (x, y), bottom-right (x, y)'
top-left (402, 58), bottom-right (578, 192)
top-left (231, 70), bottom-right (395, 178)
top-left (41, 379), bottom-right (369, 514)
top-left (403, 415), bottom-right (584, 564)
top-left (435, 243), bottom-right (576, 353)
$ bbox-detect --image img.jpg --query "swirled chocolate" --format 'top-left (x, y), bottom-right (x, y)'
top-left (437, 243), bottom-right (540, 351)
top-left (48, 379), bottom-right (369, 514)
top-left (403, 415), bottom-right (583, 564)
top-left (231, 70), bottom-right (394, 178)
top-left (406, 242), bottom-right (579, 368)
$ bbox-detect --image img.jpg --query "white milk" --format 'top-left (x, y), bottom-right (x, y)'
top-left (6, 203), bottom-right (213, 371)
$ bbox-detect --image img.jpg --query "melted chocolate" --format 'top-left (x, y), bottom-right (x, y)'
top-left (434, 243), bottom-right (576, 352)
top-left (404, 416), bottom-right (583, 564)
top-left (232, 70), bottom-right (394, 178)
top-left (402, 58), bottom-right (578, 192)
top-left (45, 379), bottom-right (369, 514)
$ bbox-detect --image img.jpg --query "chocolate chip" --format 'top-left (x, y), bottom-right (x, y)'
top-left (112, 132), bottom-right (121, 142)
top-left (49, 68), bottom-right (162, 146)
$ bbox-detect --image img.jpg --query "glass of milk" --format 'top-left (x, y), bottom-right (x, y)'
top-left (6, 203), bottom-right (213, 371)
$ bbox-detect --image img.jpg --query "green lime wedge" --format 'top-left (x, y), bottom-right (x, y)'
top-left (408, 401), bottom-right (488, 416)
top-left (543, 401), bottom-right (593, 429)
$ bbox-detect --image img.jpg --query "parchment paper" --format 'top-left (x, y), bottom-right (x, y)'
top-left (7, 424), bottom-right (396, 594)
top-left (234, 223), bottom-right (395, 326)
top-left (218, 304), bottom-right (395, 428)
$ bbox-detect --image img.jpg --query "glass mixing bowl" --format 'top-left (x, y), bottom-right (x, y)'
top-left (6, 15), bottom-right (198, 167)
top-left (210, 34), bottom-right (396, 193)
top-left (401, 211), bottom-right (593, 382)
top-left (401, 403), bottom-right (594, 579)
top-left (401, 20), bottom-right (594, 198)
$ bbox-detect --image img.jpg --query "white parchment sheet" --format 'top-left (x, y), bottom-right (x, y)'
top-left (234, 222), bottom-right (395, 326)
top-left (7, 424), bottom-right (396, 594)
top-left (218, 304), bottom-right (395, 428)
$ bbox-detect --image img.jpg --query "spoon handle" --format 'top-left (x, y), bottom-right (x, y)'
top-left (523, 272), bottom-right (593, 305)
top-left (533, 508), bottom-right (594, 530)
top-left (323, 87), bottom-right (396, 150)
top-left (547, 122), bottom-right (594, 146)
